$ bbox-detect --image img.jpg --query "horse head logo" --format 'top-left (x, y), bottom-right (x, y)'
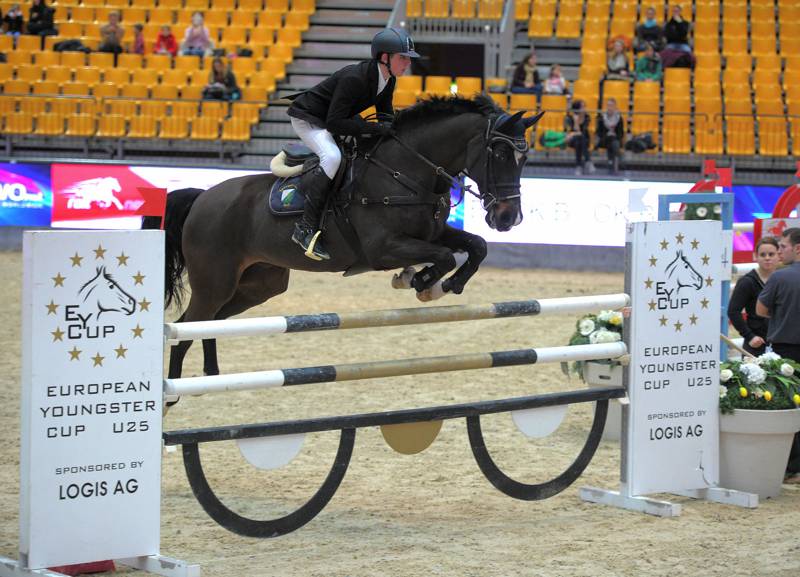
top-left (78, 266), bottom-right (136, 320)
top-left (664, 250), bottom-right (703, 292)
top-left (64, 177), bottom-right (124, 210)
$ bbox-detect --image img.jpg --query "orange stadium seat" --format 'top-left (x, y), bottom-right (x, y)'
top-left (221, 117), bottom-right (251, 141)
top-left (3, 112), bottom-right (34, 134)
top-left (34, 113), bottom-right (65, 136)
top-left (160, 116), bottom-right (189, 138)
top-left (65, 113), bottom-right (96, 137)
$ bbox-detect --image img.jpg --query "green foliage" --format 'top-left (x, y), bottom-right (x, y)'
top-left (684, 202), bottom-right (721, 221)
top-left (719, 355), bottom-right (800, 414)
top-left (561, 311), bottom-right (624, 380)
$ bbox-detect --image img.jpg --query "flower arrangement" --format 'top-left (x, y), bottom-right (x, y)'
top-left (684, 202), bottom-right (722, 221)
top-left (562, 310), bottom-right (624, 380)
top-left (719, 353), bottom-right (800, 414)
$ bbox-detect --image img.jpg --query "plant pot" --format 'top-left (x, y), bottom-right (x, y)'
top-left (719, 408), bottom-right (800, 499)
top-left (582, 361), bottom-right (623, 442)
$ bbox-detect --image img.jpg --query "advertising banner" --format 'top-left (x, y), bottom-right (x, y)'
top-left (0, 163), bottom-right (52, 227)
top-left (625, 220), bottom-right (721, 496)
top-left (20, 230), bottom-right (164, 568)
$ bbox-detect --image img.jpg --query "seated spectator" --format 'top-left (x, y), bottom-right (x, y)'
top-left (3, 4), bottom-right (24, 36)
top-left (664, 4), bottom-right (691, 52)
top-left (98, 11), bottom-right (124, 55)
top-left (635, 6), bottom-right (664, 52)
top-left (635, 43), bottom-right (662, 81)
top-left (154, 25), bottom-right (178, 56)
top-left (510, 51), bottom-right (542, 97)
top-left (130, 22), bottom-right (144, 54)
top-left (543, 63), bottom-right (567, 95)
top-left (203, 56), bottom-right (240, 101)
top-left (596, 98), bottom-right (625, 175)
top-left (26, 0), bottom-right (54, 36)
top-left (606, 39), bottom-right (631, 80)
top-left (565, 99), bottom-right (594, 175)
top-left (181, 11), bottom-right (213, 57)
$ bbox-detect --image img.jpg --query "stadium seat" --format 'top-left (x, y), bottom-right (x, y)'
top-left (107, 99), bottom-right (138, 118)
top-left (221, 117), bottom-right (251, 141)
top-left (151, 84), bottom-right (179, 100)
top-left (118, 54), bottom-right (143, 69)
top-left (726, 116), bottom-right (756, 155)
top-left (132, 68), bottom-right (160, 89)
top-left (455, 76), bottom-right (482, 96)
top-left (3, 112), bottom-right (34, 134)
top-left (15, 65), bottom-right (42, 83)
top-left (478, 0), bottom-right (503, 19)
top-left (160, 116), bottom-right (189, 139)
top-left (292, 0), bottom-right (316, 15)
top-left (44, 67), bottom-right (72, 84)
top-left (424, 75), bottom-right (453, 96)
top-left (88, 52), bottom-right (115, 68)
top-left (171, 101), bottom-right (199, 119)
top-left (48, 98), bottom-right (80, 115)
top-left (190, 117), bottom-right (220, 140)
top-left (140, 100), bottom-right (169, 119)
top-left (3, 79), bottom-right (31, 94)
top-left (18, 96), bottom-right (47, 115)
top-left (508, 93), bottom-right (537, 113)
top-left (96, 114), bottom-right (126, 138)
top-left (128, 116), bottom-right (158, 138)
top-left (60, 52), bottom-right (87, 68)
top-left (231, 102), bottom-right (261, 124)
top-left (65, 113), bottom-right (96, 137)
top-left (35, 51), bottom-right (60, 68)
top-left (34, 113), bottom-right (64, 136)
top-left (32, 81), bottom-right (59, 95)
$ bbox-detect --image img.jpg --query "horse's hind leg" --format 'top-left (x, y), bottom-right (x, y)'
top-left (200, 264), bottom-right (291, 376)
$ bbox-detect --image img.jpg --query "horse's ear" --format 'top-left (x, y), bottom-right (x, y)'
top-left (496, 111), bottom-right (525, 133)
top-left (523, 111), bottom-right (546, 128)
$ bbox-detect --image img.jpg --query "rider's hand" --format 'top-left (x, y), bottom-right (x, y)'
top-left (364, 122), bottom-right (394, 137)
top-left (748, 336), bottom-right (765, 348)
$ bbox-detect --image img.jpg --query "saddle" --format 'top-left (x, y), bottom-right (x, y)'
top-left (268, 143), bottom-right (352, 216)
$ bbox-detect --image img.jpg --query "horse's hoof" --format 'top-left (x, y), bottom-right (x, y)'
top-left (391, 267), bottom-right (417, 289)
top-left (416, 281), bottom-right (446, 302)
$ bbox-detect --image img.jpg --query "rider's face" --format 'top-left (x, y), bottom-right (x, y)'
top-left (388, 54), bottom-right (411, 77)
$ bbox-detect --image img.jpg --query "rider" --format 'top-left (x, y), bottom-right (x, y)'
top-left (286, 27), bottom-right (419, 261)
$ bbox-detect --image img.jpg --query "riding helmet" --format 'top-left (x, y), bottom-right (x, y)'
top-left (371, 27), bottom-right (420, 59)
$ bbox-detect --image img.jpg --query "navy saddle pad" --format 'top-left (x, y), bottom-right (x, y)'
top-left (269, 176), bottom-right (305, 215)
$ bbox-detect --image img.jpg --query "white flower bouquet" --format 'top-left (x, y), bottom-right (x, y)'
top-left (719, 353), bottom-right (800, 414)
top-left (562, 310), bottom-right (624, 380)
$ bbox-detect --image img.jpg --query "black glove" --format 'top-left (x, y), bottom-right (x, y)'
top-left (363, 121), bottom-right (395, 137)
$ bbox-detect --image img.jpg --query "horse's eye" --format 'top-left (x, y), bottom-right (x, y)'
top-left (108, 283), bottom-right (115, 289)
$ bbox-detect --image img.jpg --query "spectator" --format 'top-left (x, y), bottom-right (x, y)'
top-left (664, 5), bottom-right (691, 52)
top-left (130, 22), bottom-right (144, 54)
top-left (510, 51), bottom-right (542, 97)
top-left (565, 99), bottom-right (594, 175)
top-left (727, 236), bottom-right (779, 357)
top-left (203, 56), bottom-right (240, 101)
top-left (543, 63), bottom-right (567, 95)
top-left (634, 42), bottom-right (663, 81)
top-left (595, 98), bottom-right (624, 174)
top-left (635, 6), bottom-right (664, 52)
top-left (606, 39), bottom-right (631, 81)
top-left (181, 11), bottom-right (213, 57)
top-left (3, 4), bottom-right (24, 36)
top-left (154, 25), bottom-right (178, 56)
top-left (98, 11), bottom-right (124, 56)
top-left (26, 0), bottom-right (54, 36)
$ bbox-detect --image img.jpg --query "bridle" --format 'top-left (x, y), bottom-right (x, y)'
top-left (359, 112), bottom-right (528, 214)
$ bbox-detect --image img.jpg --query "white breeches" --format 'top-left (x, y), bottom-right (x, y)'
top-left (290, 117), bottom-right (342, 179)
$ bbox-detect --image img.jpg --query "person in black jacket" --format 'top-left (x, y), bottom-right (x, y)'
top-left (286, 27), bottom-right (419, 261)
top-left (26, 0), bottom-right (54, 36)
top-left (728, 236), bottom-right (779, 356)
top-left (565, 99), bottom-right (594, 176)
top-left (664, 4), bottom-right (691, 52)
top-left (595, 98), bottom-right (625, 174)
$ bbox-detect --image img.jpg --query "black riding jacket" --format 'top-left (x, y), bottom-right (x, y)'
top-left (287, 60), bottom-right (395, 137)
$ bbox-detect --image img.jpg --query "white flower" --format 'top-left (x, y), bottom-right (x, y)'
top-left (597, 310), bottom-right (613, 322)
top-left (589, 329), bottom-right (622, 344)
top-left (739, 363), bottom-right (767, 386)
top-left (720, 369), bottom-right (733, 382)
top-left (713, 205), bottom-right (721, 214)
top-left (781, 363), bottom-right (795, 377)
top-left (696, 206), bottom-right (708, 218)
top-left (719, 385), bottom-right (728, 398)
top-left (754, 388), bottom-right (764, 399)
top-left (607, 311), bottom-right (623, 326)
top-left (578, 318), bottom-right (595, 336)
top-left (758, 352), bottom-right (780, 363)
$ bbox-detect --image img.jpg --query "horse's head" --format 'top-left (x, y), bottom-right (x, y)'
top-left (104, 177), bottom-right (122, 194)
top-left (467, 110), bottom-right (543, 232)
top-left (666, 250), bottom-right (703, 291)
top-left (79, 266), bottom-right (136, 318)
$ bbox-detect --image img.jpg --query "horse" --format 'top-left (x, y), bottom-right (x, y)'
top-left (77, 266), bottom-right (137, 321)
top-left (664, 250), bottom-right (703, 292)
top-left (155, 95), bottom-right (542, 380)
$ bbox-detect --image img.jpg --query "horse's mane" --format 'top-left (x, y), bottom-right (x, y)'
top-left (394, 94), bottom-right (501, 130)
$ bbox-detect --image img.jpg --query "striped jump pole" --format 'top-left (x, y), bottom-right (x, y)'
top-left (164, 342), bottom-right (629, 397)
top-left (164, 293), bottom-right (630, 343)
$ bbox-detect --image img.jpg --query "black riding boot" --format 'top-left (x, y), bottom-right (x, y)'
top-left (291, 166), bottom-right (332, 261)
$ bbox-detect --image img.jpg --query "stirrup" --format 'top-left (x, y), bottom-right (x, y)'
top-left (293, 227), bottom-right (330, 261)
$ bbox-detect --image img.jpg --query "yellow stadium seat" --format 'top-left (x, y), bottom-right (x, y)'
top-left (139, 100), bottom-right (168, 118)
top-left (755, 98), bottom-right (783, 116)
top-left (284, 12), bottom-right (309, 30)
top-left (74, 67), bottom-right (101, 86)
top-left (32, 80), bottom-right (59, 95)
top-left (151, 84), bottom-right (179, 100)
top-left (661, 117), bottom-right (691, 153)
top-left (175, 55), bottom-right (203, 72)
top-left (488, 92), bottom-right (507, 109)
top-left (65, 113), bottom-right (95, 137)
top-left (96, 114), bottom-right (126, 137)
top-left (161, 69), bottom-right (189, 87)
top-left (695, 97), bottom-right (722, 117)
top-left (455, 76), bottom-right (482, 96)
top-left (122, 7), bottom-right (146, 22)
top-left (34, 113), bottom-right (64, 136)
top-left (396, 75), bottom-right (422, 95)
top-left (537, 94), bottom-right (567, 131)
top-left (15, 35), bottom-right (42, 51)
top-left (750, 5), bottom-right (775, 22)
top-left (93, 82), bottom-right (120, 98)
top-left (231, 101), bottom-right (261, 123)
top-left (477, 0), bottom-right (503, 19)
top-left (230, 12), bottom-right (256, 27)
top-left (406, 0), bottom-right (422, 17)
top-left (171, 101), bottom-right (199, 119)
top-left (277, 28), bottom-right (302, 48)
top-left (189, 116), bottom-right (219, 140)
top-left (3, 79), bottom-right (31, 94)
top-left (528, 15), bottom-right (554, 37)
top-left (103, 68), bottom-right (130, 84)
top-left (664, 68), bottom-right (690, 86)
top-left (200, 100), bottom-right (227, 119)
top-left (18, 96), bottom-right (47, 114)
top-left (131, 68), bottom-right (160, 88)
top-left (48, 98), bottom-right (80, 115)
top-left (60, 51), bottom-right (87, 68)
top-left (664, 95), bottom-right (690, 115)
top-left (117, 54), bottom-right (143, 69)
top-left (451, 0), bottom-right (476, 18)
top-left (147, 9), bottom-right (172, 26)
top-left (726, 116), bottom-right (755, 155)
top-left (106, 99), bottom-right (138, 118)
top-left (180, 85), bottom-right (204, 100)
top-left (88, 52), bottom-right (115, 68)
top-left (5, 52), bottom-right (31, 66)
top-left (240, 86), bottom-right (267, 102)
top-left (221, 117), bottom-right (251, 141)
top-left (128, 116), bottom-right (158, 138)
top-left (15, 65), bottom-right (42, 83)
top-left (265, 0), bottom-right (289, 10)
top-left (509, 93), bottom-right (536, 113)
top-left (35, 51), bottom-right (60, 68)
top-left (0, 64), bottom-right (12, 83)
top-left (44, 66), bottom-right (72, 84)
top-left (0, 36), bottom-right (12, 52)
top-left (292, 0), bottom-right (315, 15)
top-left (424, 75), bottom-right (452, 96)
top-left (694, 115), bottom-right (723, 154)
top-left (392, 91), bottom-right (416, 109)
top-left (248, 74), bottom-right (276, 93)
top-left (268, 44), bottom-right (294, 63)
top-left (160, 116), bottom-right (189, 138)
top-left (555, 17), bottom-right (581, 39)
top-left (424, 0), bottom-right (448, 18)
top-left (203, 9), bottom-right (228, 27)
top-left (4, 112), bottom-right (34, 134)
top-left (239, 0), bottom-right (263, 10)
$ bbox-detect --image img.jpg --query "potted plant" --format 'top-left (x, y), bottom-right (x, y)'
top-left (563, 310), bottom-right (625, 441)
top-left (718, 353), bottom-right (800, 498)
top-left (684, 202), bottom-right (722, 220)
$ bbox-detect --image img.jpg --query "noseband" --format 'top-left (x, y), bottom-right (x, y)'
top-left (477, 114), bottom-right (529, 210)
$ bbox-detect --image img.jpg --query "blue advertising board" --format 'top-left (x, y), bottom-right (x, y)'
top-left (0, 163), bottom-right (52, 227)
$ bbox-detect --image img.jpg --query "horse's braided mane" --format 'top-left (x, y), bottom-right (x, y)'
top-left (394, 94), bottom-right (501, 130)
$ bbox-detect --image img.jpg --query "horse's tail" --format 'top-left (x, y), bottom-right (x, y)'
top-left (142, 188), bottom-right (205, 310)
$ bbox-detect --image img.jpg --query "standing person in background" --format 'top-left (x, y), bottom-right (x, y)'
top-left (26, 0), bottom-right (54, 36)
top-left (510, 51), bottom-right (542, 97)
top-left (756, 228), bottom-right (800, 484)
top-left (3, 4), bottom-right (24, 36)
top-left (728, 237), bottom-right (779, 356)
top-left (595, 98), bottom-right (624, 174)
top-left (181, 11), bottom-right (213, 57)
top-left (565, 99), bottom-right (593, 175)
top-left (154, 24), bottom-right (178, 56)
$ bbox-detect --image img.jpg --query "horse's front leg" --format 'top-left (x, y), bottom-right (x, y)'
top-left (438, 226), bottom-right (488, 295)
top-left (372, 235), bottom-right (457, 294)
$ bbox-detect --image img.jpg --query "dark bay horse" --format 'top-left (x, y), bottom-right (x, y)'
top-left (157, 95), bottom-right (542, 380)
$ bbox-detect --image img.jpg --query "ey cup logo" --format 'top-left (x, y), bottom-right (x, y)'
top-left (47, 244), bottom-right (152, 368)
top-left (644, 232), bottom-right (714, 333)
